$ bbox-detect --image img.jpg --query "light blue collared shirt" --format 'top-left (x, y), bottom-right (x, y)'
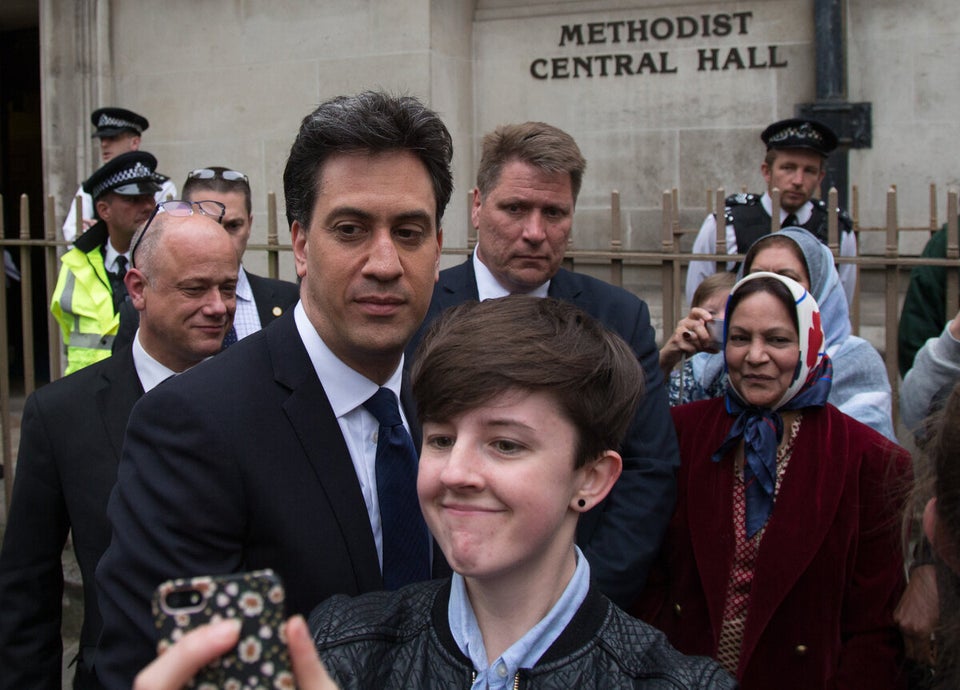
top-left (231, 266), bottom-right (262, 340)
top-left (449, 546), bottom-right (590, 689)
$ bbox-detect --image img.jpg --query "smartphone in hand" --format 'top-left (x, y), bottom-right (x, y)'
top-left (706, 319), bottom-right (725, 352)
top-left (152, 569), bottom-right (294, 689)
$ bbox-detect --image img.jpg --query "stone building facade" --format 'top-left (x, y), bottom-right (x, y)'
top-left (25, 1), bottom-right (954, 273)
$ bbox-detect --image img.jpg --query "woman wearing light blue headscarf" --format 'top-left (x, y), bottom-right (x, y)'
top-left (673, 226), bottom-right (896, 441)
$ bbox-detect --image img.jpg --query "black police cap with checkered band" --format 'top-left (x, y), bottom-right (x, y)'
top-left (82, 151), bottom-right (163, 200)
top-left (90, 107), bottom-right (150, 138)
top-left (761, 118), bottom-right (838, 156)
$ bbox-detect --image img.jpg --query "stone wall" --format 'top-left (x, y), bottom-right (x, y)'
top-left (38, 0), bottom-right (960, 276)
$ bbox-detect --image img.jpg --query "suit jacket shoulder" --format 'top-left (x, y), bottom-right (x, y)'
top-left (245, 270), bottom-right (300, 325)
top-left (95, 313), bottom-right (389, 689)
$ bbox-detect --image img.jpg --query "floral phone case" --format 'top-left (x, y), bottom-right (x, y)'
top-left (152, 568), bottom-right (294, 689)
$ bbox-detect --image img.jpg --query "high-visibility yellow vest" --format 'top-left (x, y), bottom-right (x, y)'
top-left (50, 223), bottom-right (119, 375)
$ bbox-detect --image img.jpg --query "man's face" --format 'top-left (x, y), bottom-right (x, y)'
top-left (292, 150), bottom-right (442, 384)
top-left (472, 159), bottom-right (574, 293)
top-left (98, 132), bottom-right (140, 162)
top-left (185, 188), bottom-right (252, 260)
top-left (761, 148), bottom-right (825, 213)
top-left (96, 193), bottom-right (156, 248)
top-left (127, 215), bottom-right (239, 372)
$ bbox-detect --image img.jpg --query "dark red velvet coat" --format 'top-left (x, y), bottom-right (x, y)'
top-left (635, 399), bottom-right (910, 689)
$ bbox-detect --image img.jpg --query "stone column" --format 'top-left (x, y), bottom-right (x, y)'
top-left (40, 0), bottom-right (112, 230)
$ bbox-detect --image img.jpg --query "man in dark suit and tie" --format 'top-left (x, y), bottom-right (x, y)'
top-left (94, 91), bottom-right (453, 689)
top-left (112, 165), bottom-right (299, 351)
top-left (0, 211), bottom-right (239, 689)
top-left (407, 121), bottom-right (679, 609)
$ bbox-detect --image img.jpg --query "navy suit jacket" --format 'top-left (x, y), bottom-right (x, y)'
top-left (407, 259), bottom-right (680, 608)
top-left (0, 347), bottom-right (142, 689)
top-left (95, 311), bottom-right (440, 689)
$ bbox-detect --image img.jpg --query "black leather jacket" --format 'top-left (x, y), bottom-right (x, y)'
top-left (309, 579), bottom-right (736, 689)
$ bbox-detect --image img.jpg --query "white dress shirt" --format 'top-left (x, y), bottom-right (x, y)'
top-left (473, 251), bottom-right (550, 301)
top-left (685, 192), bottom-right (857, 306)
top-left (131, 329), bottom-right (178, 393)
top-left (294, 301), bottom-right (409, 570)
top-left (102, 241), bottom-right (130, 276)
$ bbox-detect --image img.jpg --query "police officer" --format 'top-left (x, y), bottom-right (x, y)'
top-left (62, 108), bottom-right (176, 242)
top-left (686, 118), bottom-right (856, 305)
top-left (51, 151), bottom-right (162, 374)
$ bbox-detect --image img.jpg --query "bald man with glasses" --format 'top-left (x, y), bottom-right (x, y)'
top-left (113, 166), bottom-right (300, 352)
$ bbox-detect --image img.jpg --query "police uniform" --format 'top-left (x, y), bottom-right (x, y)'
top-left (62, 108), bottom-right (176, 243)
top-left (686, 118), bottom-right (857, 305)
top-left (51, 151), bottom-right (162, 375)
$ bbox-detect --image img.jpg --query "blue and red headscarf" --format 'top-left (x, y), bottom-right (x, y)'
top-left (711, 272), bottom-right (833, 537)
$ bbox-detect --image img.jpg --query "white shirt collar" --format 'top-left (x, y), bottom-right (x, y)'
top-left (760, 191), bottom-right (814, 225)
top-left (103, 240), bottom-right (131, 274)
top-left (472, 251), bottom-right (550, 301)
top-left (132, 329), bottom-right (179, 392)
top-left (293, 301), bottom-right (403, 418)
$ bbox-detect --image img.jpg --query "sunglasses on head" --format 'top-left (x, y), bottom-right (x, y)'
top-left (130, 199), bottom-right (227, 266)
top-left (187, 168), bottom-right (249, 184)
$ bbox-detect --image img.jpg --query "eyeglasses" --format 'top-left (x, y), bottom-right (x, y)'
top-left (131, 199), bottom-right (226, 266)
top-left (187, 168), bottom-right (249, 184)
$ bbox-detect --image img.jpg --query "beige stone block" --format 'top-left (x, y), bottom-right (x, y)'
top-left (678, 128), bottom-right (764, 209)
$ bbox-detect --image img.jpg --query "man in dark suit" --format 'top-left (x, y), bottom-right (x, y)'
top-left (112, 165), bottom-right (298, 351)
top-left (407, 121), bottom-right (679, 609)
top-left (94, 91), bottom-right (453, 689)
top-left (0, 211), bottom-right (238, 689)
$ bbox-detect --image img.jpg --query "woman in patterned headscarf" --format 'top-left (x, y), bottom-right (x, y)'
top-left (635, 272), bottom-right (911, 689)
top-left (670, 226), bottom-right (896, 441)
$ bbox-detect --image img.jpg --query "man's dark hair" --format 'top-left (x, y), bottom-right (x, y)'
top-left (182, 166), bottom-right (252, 215)
top-left (283, 91), bottom-right (454, 229)
top-left (411, 296), bottom-right (643, 468)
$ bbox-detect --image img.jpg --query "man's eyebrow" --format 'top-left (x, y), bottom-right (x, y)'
top-left (324, 206), bottom-right (434, 226)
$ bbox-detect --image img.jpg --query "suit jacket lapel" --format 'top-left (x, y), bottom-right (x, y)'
top-left (437, 258), bottom-right (480, 306)
top-left (687, 439), bottom-right (737, 641)
top-left (95, 346), bottom-right (144, 463)
top-left (546, 268), bottom-right (582, 303)
top-left (248, 272), bottom-right (285, 325)
top-left (267, 314), bottom-right (383, 593)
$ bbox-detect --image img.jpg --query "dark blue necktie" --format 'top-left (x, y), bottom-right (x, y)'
top-left (364, 387), bottom-right (430, 589)
top-left (221, 325), bottom-right (238, 350)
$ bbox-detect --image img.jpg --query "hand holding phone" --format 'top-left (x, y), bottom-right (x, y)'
top-left (152, 569), bottom-right (293, 689)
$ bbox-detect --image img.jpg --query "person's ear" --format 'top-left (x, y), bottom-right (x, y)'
top-left (291, 220), bottom-right (308, 280)
top-left (571, 450), bottom-right (622, 512)
top-left (470, 187), bottom-right (483, 230)
top-left (125, 268), bottom-right (148, 311)
top-left (96, 198), bottom-right (112, 222)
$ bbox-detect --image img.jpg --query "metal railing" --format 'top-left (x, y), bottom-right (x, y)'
top-left (1, 186), bottom-right (958, 510)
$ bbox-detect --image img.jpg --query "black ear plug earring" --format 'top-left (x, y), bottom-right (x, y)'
top-left (577, 499), bottom-right (586, 508)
